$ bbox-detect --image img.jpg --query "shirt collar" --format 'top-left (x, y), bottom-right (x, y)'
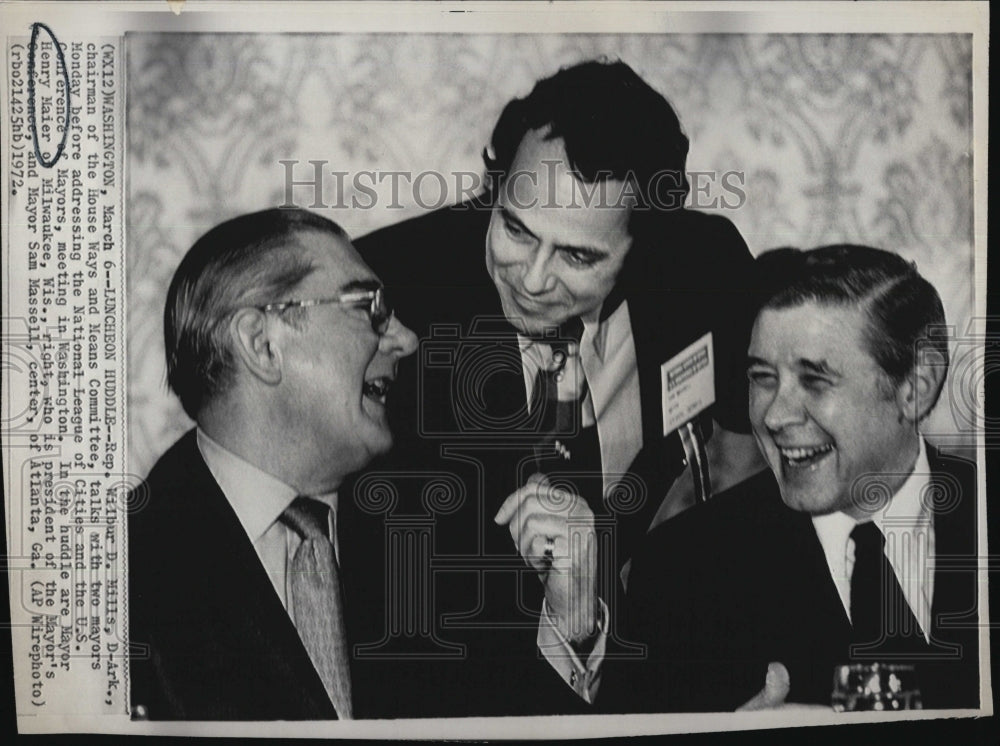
top-left (811, 508), bottom-right (856, 567)
top-left (196, 428), bottom-right (338, 542)
top-left (515, 302), bottom-right (619, 364)
top-left (812, 438), bottom-right (931, 549)
top-left (873, 437), bottom-right (932, 531)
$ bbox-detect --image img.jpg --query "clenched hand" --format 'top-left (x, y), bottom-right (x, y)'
top-left (495, 473), bottom-right (599, 644)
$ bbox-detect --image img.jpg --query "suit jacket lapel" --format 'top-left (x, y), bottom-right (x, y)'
top-left (792, 510), bottom-right (854, 634)
top-left (623, 256), bottom-right (715, 452)
top-left (926, 445), bottom-right (979, 636)
top-left (186, 439), bottom-right (338, 717)
top-left (920, 444), bottom-right (980, 707)
top-left (765, 499), bottom-right (855, 704)
top-left (628, 292), bottom-right (664, 450)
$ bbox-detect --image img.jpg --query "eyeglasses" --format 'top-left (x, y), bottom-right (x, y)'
top-left (258, 287), bottom-right (393, 335)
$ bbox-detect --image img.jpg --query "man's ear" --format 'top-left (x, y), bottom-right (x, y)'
top-left (229, 308), bottom-right (283, 386)
top-left (895, 348), bottom-right (947, 424)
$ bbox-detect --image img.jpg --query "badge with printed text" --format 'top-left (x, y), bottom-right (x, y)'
top-left (661, 332), bottom-right (715, 435)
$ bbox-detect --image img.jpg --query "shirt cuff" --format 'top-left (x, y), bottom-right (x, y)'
top-left (536, 597), bottom-right (609, 704)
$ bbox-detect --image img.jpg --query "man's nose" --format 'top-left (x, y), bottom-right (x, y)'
top-left (521, 246), bottom-right (557, 294)
top-left (379, 313), bottom-right (419, 359)
top-left (762, 384), bottom-right (807, 432)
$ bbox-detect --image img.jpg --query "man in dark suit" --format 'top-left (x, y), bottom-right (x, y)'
top-left (348, 59), bottom-right (762, 715)
top-left (615, 245), bottom-right (980, 713)
top-left (128, 208), bottom-right (418, 719)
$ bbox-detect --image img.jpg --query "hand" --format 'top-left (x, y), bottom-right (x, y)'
top-left (736, 662), bottom-right (828, 711)
top-left (494, 473), bottom-right (598, 644)
top-left (737, 662), bottom-right (790, 710)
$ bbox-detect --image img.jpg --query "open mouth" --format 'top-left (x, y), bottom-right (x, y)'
top-left (778, 443), bottom-right (834, 469)
top-left (362, 376), bottom-right (392, 406)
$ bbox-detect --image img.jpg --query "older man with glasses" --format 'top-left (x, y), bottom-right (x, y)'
top-left (128, 207), bottom-right (418, 720)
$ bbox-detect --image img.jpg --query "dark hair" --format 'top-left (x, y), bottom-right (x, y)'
top-left (165, 208), bottom-right (348, 419)
top-left (483, 58), bottom-right (690, 240)
top-left (754, 245), bottom-right (949, 410)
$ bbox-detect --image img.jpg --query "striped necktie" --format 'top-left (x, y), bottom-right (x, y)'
top-left (280, 496), bottom-right (353, 719)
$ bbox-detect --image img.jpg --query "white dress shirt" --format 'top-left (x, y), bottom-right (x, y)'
top-left (519, 301), bottom-right (642, 702)
top-left (196, 429), bottom-right (341, 623)
top-left (811, 439), bottom-right (934, 640)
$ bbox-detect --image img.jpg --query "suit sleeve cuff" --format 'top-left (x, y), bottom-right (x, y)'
top-left (536, 597), bottom-right (608, 704)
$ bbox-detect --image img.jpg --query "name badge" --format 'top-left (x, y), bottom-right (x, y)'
top-left (661, 332), bottom-right (715, 435)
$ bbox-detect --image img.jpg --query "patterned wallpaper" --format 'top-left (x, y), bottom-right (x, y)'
top-left (127, 33), bottom-right (975, 476)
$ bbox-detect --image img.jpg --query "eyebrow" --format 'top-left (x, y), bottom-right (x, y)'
top-left (340, 278), bottom-right (382, 294)
top-left (500, 207), bottom-right (609, 261)
top-left (797, 358), bottom-right (841, 377)
top-left (745, 355), bottom-right (842, 378)
top-left (500, 207), bottom-right (536, 240)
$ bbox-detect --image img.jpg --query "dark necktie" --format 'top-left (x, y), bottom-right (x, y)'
top-left (532, 318), bottom-right (604, 513)
top-left (280, 497), bottom-right (353, 719)
top-left (849, 521), bottom-right (926, 657)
